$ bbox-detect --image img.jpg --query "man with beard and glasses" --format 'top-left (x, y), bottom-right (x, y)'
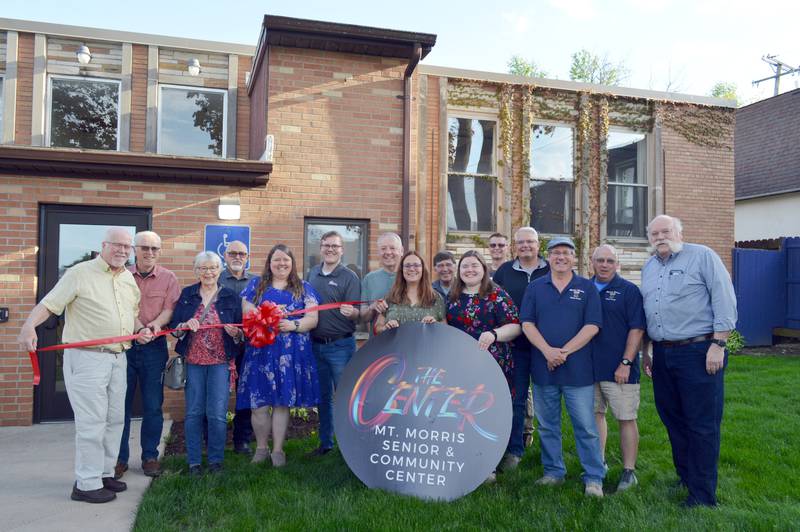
top-left (18, 227), bottom-right (153, 503)
top-left (219, 240), bottom-right (256, 455)
top-left (641, 215), bottom-right (737, 508)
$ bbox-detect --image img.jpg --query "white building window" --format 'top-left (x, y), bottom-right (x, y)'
top-left (158, 85), bottom-right (227, 158)
top-left (47, 76), bottom-right (120, 150)
top-left (607, 130), bottom-right (648, 238)
top-left (530, 123), bottom-right (574, 235)
top-left (447, 117), bottom-right (497, 232)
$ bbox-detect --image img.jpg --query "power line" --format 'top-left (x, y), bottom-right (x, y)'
top-left (752, 55), bottom-right (800, 96)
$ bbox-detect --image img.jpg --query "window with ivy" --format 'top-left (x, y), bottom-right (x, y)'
top-left (447, 117), bottom-right (496, 232)
top-left (607, 131), bottom-right (647, 237)
top-left (48, 76), bottom-right (120, 150)
top-left (530, 124), bottom-right (574, 235)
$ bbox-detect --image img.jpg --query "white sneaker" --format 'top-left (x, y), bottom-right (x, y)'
top-left (585, 482), bottom-right (604, 497)
top-left (617, 469), bottom-right (638, 492)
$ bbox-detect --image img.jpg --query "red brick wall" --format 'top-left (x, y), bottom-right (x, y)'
top-left (13, 33), bottom-right (34, 145)
top-left (661, 108), bottom-right (735, 270)
top-left (266, 47), bottom-right (406, 269)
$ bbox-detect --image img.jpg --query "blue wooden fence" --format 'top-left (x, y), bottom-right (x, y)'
top-left (733, 237), bottom-right (800, 346)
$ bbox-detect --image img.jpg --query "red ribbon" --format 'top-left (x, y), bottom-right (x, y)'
top-left (26, 299), bottom-right (372, 385)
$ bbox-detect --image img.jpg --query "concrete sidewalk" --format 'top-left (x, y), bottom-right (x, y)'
top-left (0, 419), bottom-right (171, 532)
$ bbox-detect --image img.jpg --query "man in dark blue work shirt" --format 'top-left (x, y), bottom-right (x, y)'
top-left (306, 231), bottom-right (361, 456)
top-left (520, 236), bottom-right (606, 497)
top-left (641, 215), bottom-right (737, 508)
top-left (590, 244), bottom-right (646, 492)
top-left (492, 226), bottom-right (549, 471)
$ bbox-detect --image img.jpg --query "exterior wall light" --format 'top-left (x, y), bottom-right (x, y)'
top-left (187, 58), bottom-right (201, 77)
top-left (76, 45), bottom-right (92, 65)
top-left (218, 197), bottom-right (241, 220)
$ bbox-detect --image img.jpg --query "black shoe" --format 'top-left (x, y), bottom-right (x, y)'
top-left (71, 484), bottom-right (116, 503)
top-left (306, 446), bottom-right (332, 458)
top-left (102, 477), bottom-right (127, 492)
top-left (681, 498), bottom-right (717, 509)
top-left (188, 465), bottom-right (203, 477)
top-left (234, 442), bottom-right (252, 455)
top-left (208, 463), bottom-right (223, 474)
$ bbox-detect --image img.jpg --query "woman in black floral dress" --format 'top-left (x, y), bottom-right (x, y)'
top-left (446, 250), bottom-right (521, 388)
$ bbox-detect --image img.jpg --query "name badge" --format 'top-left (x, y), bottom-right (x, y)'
top-left (604, 290), bottom-right (620, 301)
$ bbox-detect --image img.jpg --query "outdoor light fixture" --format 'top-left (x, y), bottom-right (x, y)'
top-left (187, 58), bottom-right (201, 76)
top-left (218, 196), bottom-right (241, 220)
top-left (76, 45), bottom-right (92, 65)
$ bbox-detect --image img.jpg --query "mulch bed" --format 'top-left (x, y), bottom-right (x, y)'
top-left (740, 339), bottom-right (800, 357)
top-left (165, 409), bottom-right (320, 457)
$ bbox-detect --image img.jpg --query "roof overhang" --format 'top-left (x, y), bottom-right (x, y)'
top-left (249, 15), bottom-right (436, 94)
top-left (0, 146), bottom-right (271, 187)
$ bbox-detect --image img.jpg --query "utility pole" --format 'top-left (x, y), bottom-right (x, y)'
top-left (752, 55), bottom-right (800, 96)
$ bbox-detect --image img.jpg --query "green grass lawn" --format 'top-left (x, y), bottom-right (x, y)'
top-left (135, 355), bottom-right (800, 531)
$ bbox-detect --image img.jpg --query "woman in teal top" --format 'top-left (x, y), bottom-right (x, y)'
top-left (375, 251), bottom-right (445, 333)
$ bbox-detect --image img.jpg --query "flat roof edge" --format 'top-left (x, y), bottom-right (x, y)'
top-left (0, 18), bottom-right (256, 55)
top-left (418, 64), bottom-right (737, 108)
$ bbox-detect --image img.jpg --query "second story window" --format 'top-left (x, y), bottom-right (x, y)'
top-left (607, 131), bottom-right (648, 238)
top-left (47, 76), bottom-right (120, 150)
top-left (530, 124), bottom-right (574, 235)
top-left (158, 85), bottom-right (227, 158)
top-left (447, 117), bottom-right (497, 232)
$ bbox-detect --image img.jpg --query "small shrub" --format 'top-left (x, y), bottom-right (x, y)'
top-left (727, 330), bottom-right (745, 355)
top-left (291, 407), bottom-right (310, 422)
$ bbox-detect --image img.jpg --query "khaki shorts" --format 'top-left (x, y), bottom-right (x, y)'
top-left (594, 381), bottom-right (640, 421)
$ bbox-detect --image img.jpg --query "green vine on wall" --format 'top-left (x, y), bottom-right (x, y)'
top-left (658, 102), bottom-right (734, 149)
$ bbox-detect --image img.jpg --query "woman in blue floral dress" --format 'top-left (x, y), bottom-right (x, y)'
top-left (237, 244), bottom-right (320, 467)
top-left (446, 250), bottom-right (521, 388)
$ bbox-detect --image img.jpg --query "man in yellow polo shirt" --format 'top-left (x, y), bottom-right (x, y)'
top-left (18, 227), bottom-right (153, 504)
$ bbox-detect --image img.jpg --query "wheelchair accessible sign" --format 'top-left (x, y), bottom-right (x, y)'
top-left (204, 225), bottom-right (251, 269)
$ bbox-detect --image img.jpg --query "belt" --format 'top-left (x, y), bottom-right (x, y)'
top-left (81, 345), bottom-right (123, 354)
top-left (312, 333), bottom-right (353, 344)
top-left (655, 333), bottom-right (714, 348)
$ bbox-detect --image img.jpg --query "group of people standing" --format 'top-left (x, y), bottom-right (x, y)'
top-left (18, 213), bottom-right (736, 509)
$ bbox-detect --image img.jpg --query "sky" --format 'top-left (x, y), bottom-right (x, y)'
top-left (4, 0), bottom-right (799, 105)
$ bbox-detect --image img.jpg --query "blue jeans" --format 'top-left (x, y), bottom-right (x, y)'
top-left (118, 337), bottom-right (168, 464)
top-left (533, 384), bottom-right (606, 484)
top-left (312, 336), bottom-right (355, 449)
top-left (185, 363), bottom-right (230, 466)
top-left (232, 348), bottom-right (252, 445)
top-left (508, 346), bottom-right (531, 457)
top-left (653, 340), bottom-right (726, 506)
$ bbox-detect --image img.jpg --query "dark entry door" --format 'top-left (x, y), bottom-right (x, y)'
top-left (34, 204), bottom-right (151, 422)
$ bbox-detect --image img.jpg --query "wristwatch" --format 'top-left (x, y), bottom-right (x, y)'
top-left (710, 339), bottom-right (727, 348)
top-left (620, 359), bottom-right (633, 367)
top-left (294, 320), bottom-right (300, 331)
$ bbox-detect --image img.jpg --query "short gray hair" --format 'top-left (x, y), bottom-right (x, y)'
top-left (193, 251), bottom-right (222, 270)
top-left (647, 215), bottom-right (683, 235)
top-left (514, 226), bottom-right (539, 241)
top-left (134, 230), bottom-right (162, 246)
top-left (591, 244), bottom-right (618, 260)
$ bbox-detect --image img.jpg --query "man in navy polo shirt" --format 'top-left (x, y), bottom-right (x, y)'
top-left (590, 244), bottom-right (646, 492)
top-left (493, 226), bottom-right (549, 471)
top-left (306, 230), bottom-right (361, 456)
top-left (520, 236), bottom-right (606, 497)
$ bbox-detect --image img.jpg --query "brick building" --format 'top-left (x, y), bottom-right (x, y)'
top-left (0, 15), bottom-right (734, 426)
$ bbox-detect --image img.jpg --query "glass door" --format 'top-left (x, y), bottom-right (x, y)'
top-left (35, 204), bottom-right (151, 422)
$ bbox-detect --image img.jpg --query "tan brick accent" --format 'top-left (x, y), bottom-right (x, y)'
top-left (14, 32), bottom-right (33, 145)
top-left (129, 44), bottom-right (148, 152)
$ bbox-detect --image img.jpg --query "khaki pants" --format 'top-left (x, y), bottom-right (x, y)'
top-left (63, 348), bottom-right (127, 491)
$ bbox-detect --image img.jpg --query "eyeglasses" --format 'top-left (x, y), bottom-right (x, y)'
top-left (321, 244), bottom-right (343, 250)
top-left (105, 241), bottom-right (132, 251)
top-left (197, 266), bottom-right (220, 273)
top-left (516, 239), bottom-right (538, 246)
top-left (549, 250), bottom-right (573, 257)
top-left (594, 258), bottom-right (616, 264)
top-left (226, 251), bottom-right (247, 258)
top-left (137, 245), bottom-right (161, 253)
top-left (489, 243), bottom-right (507, 248)
top-left (403, 263), bottom-right (423, 270)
